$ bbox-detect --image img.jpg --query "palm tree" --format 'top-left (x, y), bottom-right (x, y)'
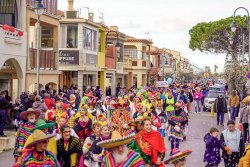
top-left (214, 65), bottom-right (218, 74)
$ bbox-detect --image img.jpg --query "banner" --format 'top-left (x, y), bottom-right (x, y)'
top-left (156, 81), bottom-right (169, 87)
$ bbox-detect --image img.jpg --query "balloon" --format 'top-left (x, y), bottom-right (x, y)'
top-left (18, 31), bottom-right (24, 36)
top-left (2, 24), bottom-right (9, 31)
top-left (144, 93), bottom-right (148, 99)
top-left (147, 92), bottom-right (152, 97)
top-left (138, 86), bottom-right (142, 90)
top-left (9, 26), bottom-right (15, 32)
top-left (137, 92), bottom-right (142, 96)
top-left (167, 78), bottom-right (173, 85)
top-left (143, 86), bottom-right (148, 90)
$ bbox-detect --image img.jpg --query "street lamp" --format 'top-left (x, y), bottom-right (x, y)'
top-left (161, 55), bottom-right (167, 81)
top-left (231, 7), bottom-right (250, 69)
top-left (34, 0), bottom-right (44, 95)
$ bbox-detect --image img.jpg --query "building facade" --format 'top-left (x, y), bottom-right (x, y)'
top-left (0, 0), bottom-right (27, 99)
top-left (59, 12), bottom-right (100, 91)
top-left (124, 37), bottom-right (152, 87)
top-left (26, 0), bottom-right (61, 92)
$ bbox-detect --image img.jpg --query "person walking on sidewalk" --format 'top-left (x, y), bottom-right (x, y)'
top-left (239, 99), bottom-right (250, 143)
top-left (0, 91), bottom-right (10, 137)
top-left (214, 94), bottom-right (227, 126)
top-left (203, 128), bottom-right (222, 167)
top-left (220, 120), bottom-right (244, 167)
top-left (228, 90), bottom-right (240, 121)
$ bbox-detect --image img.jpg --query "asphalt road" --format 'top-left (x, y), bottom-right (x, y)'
top-left (0, 111), bottom-right (228, 167)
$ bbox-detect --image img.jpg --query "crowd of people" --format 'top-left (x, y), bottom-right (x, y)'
top-left (0, 81), bottom-right (249, 166)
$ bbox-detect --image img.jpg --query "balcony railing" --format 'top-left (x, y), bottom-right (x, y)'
top-left (29, 48), bottom-right (56, 70)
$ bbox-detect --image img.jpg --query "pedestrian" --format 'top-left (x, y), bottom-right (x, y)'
top-left (12, 98), bottom-right (25, 131)
top-left (194, 87), bottom-right (202, 113)
top-left (44, 93), bottom-right (56, 110)
top-left (57, 124), bottom-right (82, 167)
top-left (85, 125), bottom-right (111, 167)
top-left (32, 96), bottom-right (48, 120)
top-left (214, 93), bottom-right (227, 126)
top-left (228, 90), bottom-right (240, 121)
top-left (73, 105), bottom-right (92, 144)
top-left (24, 94), bottom-right (35, 110)
top-left (82, 122), bottom-right (102, 166)
top-left (4, 90), bottom-right (12, 124)
top-left (238, 144), bottom-right (250, 167)
top-left (24, 119), bottom-right (57, 156)
top-left (13, 130), bottom-right (60, 167)
top-left (220, 120), bottom-right (244, 167)
top-left (164, 148), bottom-right (192, 167)
top-left (0, 91), bottom-right (10, 137)
top-left (168, 101), bottom-right (188, 154)
top-left (239, 98), bottom-right (250, 143)
top-left (203, 128), bottom-right (221, 167)
top-left (13, 108), bottom-right (40, 160)
top-left (98, 131), bottom-right (145, 167)
top-left (128, 118), bottom-right (166, 166)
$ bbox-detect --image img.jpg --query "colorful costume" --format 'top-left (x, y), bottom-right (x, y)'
top-left (129, 130), bottom-right (166, 166)
top-left (20, 149), bottom-right (60, 167)
top-left (101, 150), bottom-right (145, 167)
top-left (110, 110), bottom-right (131, 136)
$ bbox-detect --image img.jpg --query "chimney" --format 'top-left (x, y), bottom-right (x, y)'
top-left (68, 0), bottom-right (74, 11)
top-left (88, 12), bottom-right (94, 22)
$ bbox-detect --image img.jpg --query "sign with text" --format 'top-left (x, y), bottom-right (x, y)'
top-left (59, 50), bottom-right (79, 65)
top-left (156, 81), bottom-right (169, 87)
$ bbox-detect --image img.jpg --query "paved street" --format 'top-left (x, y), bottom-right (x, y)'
top-left (0, 111), bottom-right (229, 166)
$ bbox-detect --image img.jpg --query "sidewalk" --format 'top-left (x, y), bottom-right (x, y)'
top-left (0, 129), bottom-right (16, 152)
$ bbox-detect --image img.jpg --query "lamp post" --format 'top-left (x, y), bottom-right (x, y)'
top-left (231, 7), bottom-right (250, 69)
top-left (161, 55), bottom-right (167, 81)
top-left (34, 0), bottom-right (44, 95)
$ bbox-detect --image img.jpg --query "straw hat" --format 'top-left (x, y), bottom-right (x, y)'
top-left (25, 130), bottom-right (56, 149)
top-left (20, 108), bottom-right (40, 121)
top-left (164, 148), bottom-right (192, 165)
top-left (33, 119), bottom-right (55, 132)
top-left (97, 131), bottom-right (135, 149)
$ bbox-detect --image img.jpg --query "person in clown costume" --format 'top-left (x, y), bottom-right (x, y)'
top-left (110, 99), bottom-right (131, 136)
top-left (53, 111), bottom-right (79, 140)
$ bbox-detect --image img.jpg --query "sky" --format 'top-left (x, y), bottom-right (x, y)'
top-left (58, 0), bottom-right (250, 72)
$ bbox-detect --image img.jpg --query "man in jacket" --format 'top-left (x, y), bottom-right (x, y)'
top-left (0, 91), bottom-right (9, 137)
top-left (214, 94), bottom-right (227, 126)
top-left (229, 90), bottom-right (240, 121)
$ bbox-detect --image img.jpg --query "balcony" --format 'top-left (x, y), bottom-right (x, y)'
top-left (27, 0), bottom-right (58, 16)
top-left (124, 49), bottom-right (148, 60)
top-left (0, 25), bottom-right (26, 57)
top-left (116, 62), bottom-right (123, 74)
top-left (29, 48), bottom-right (56, 70)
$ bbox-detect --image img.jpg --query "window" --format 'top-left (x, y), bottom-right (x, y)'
top-left (83, 27), bottom-right (97, 51)
top-left (0, 14), bottom-right (14, 26)
top-left (61, 24), bottom-right (78, 48)
top-left (41, 27), bottom-right (53, 48)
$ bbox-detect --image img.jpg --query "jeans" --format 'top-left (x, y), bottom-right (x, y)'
top-left (230, 107), bottom-right (237, 121)
top-left (170, 136), bottom-right (180, 150)
top-left (195, 100), bottom-right (201, 113)
top-left (0, 110), bottom-right (7, 135)
top-left (243, 123), bottom-right (249, 143)
top-left (217, 112), bottom-right (224, 125)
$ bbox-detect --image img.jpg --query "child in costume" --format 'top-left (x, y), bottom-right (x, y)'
top-left (97, 114), bottom-right (107, 126)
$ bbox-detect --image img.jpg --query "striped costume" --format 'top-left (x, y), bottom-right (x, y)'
top-left (21, 149), bottom-right (61, 167)
top-left (13, 122), bottom-right (36, 157)
top-left (168, 110), bottom-right (188, 140)
top-left (101, 150), bottom-right (145, 167)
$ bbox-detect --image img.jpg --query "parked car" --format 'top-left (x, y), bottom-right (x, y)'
top-left (203, 91), bottom-right (225, 111)
top-left (208, 85), bottom-right (224, 91)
